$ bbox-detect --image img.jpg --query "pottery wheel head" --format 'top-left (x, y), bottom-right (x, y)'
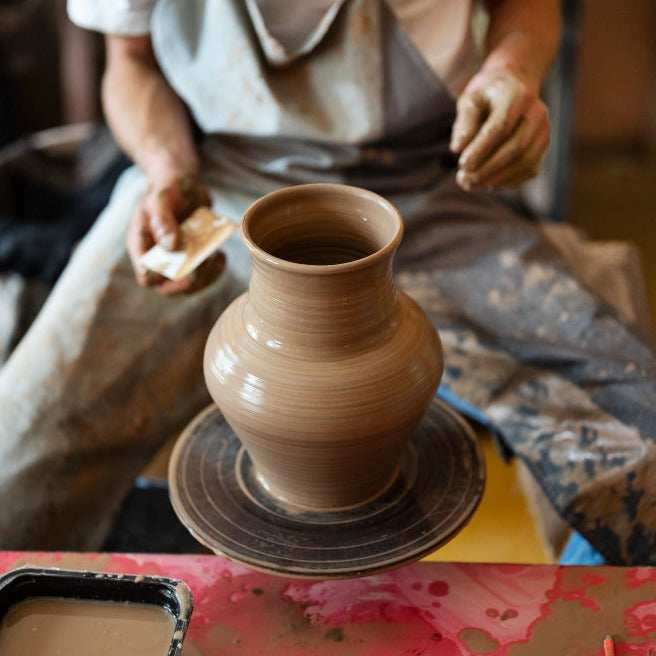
top-left (168, 399), bottom-right (485, 578)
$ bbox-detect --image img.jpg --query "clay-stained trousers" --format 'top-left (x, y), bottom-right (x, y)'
top-left (0, 167), bottom-right (251, 550)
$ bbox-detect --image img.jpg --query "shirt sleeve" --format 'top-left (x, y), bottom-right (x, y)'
top-left (67, 0), bottom-right (157, 35)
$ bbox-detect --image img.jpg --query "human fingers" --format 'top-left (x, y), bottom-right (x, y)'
top-left (126, 201), bottom-right (159, 287)
top-left (479, 127), bottom-right (550, 189)
top-left (466, 101), bottom-right (549, 187)
top-left (145, 186), bottom-right (181, 251)
top-left (461, 118), bottom-right (527, 188)
top-left (450, 89), bottom-right (488, 154)
top-left (457, 76), bottom-right (532, 175)
top-left (146, 174), bottom-right (212, 251)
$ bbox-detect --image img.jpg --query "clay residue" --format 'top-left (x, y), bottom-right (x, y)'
top-left (324, 626), bottom-right (345, 642)
top-left (459, 628), bottom-right (500, 654)
top-left (204, 624), bottom-right (241, 648)
top-left (507, 567), bottom-right (656, 654)
top-left (183, 570), bottom-right (441, 656)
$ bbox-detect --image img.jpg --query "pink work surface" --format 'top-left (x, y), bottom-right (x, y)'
top-left (2, 552), bottom-right (656, 655)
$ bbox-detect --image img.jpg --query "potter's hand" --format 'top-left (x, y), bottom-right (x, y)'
top-left (126, 172), bottom-right (226, 295)
top-left (449, 70), bottom-right (550, 191)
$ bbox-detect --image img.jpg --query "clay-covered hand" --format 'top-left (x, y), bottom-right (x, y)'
top-left (126, 172), bottom-right (226, 295)
top-left (449, 70), bottom-right (550, 191)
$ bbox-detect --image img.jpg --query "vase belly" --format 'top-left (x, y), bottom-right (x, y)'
top-left (204, 289), bottom-right (443, 510)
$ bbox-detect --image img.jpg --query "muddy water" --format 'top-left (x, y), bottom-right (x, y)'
top-left (0, 597), bottom-right (175, 656)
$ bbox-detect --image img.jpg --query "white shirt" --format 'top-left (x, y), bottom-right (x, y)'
top-left (67, 0), bottom-right (478, 95)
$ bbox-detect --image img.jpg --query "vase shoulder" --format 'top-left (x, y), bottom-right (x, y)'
top-left (206, 288), bottom-right (441, 377)
top-left (204, 289), bottom-right (442, 430)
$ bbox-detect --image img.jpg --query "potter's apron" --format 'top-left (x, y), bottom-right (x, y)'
top-left (152, 0), bottom-right (656, 565)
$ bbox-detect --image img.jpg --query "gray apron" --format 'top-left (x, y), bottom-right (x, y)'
top-left (0, 0), bottom-right (654, 564)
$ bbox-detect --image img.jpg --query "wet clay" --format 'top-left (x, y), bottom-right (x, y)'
top-left (506, 567), bottom-right (656, 655)
top-left (0, 597), bottom-right (175, 656)
top-left (204, 183), bottom-right (443, 510)
top-left (459, 627), bottom-right (500, 654)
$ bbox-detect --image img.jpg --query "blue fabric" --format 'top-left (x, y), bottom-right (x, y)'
top-left (560, 531), bottom-right (606, 565)
top-left (437, 383), bottom-right (492, 429)
top-left (439, 385), bottom-right (607, 568)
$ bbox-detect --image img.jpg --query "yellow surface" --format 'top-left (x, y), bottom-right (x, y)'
top-left (424, 431), bottom-right (555, 564)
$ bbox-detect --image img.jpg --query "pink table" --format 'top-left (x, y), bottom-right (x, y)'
top-left (2, 552), bottom-right (656, 655)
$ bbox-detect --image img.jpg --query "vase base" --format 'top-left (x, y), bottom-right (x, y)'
top-left (168, 399), bottom-right (486, 579)
top-left (250, 458), bottom-right (403, 514)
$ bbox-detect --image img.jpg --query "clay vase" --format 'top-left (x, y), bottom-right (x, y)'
top-left (204, 183), bottom-right (443, 510)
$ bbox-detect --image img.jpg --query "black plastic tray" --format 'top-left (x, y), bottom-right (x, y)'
top-left (0, 567), bottom-right (193, 655)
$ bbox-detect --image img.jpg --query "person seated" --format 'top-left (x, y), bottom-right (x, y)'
top-left (0, 0), bottom-right (654, 566)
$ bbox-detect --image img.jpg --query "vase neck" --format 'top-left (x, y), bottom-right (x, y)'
top-left (247, 255), bottom-right (398, 350)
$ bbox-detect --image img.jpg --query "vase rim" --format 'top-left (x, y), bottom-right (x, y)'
top-left (241, 183), bottom-right (403, 274)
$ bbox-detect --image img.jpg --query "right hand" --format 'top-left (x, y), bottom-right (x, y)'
top-left (126, 172), bottom-right (225, 295)
top-left (449, 70), bottom-right (550, 191)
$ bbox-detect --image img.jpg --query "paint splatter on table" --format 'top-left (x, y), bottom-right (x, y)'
top-left (2, 552), bottom-right (656, 655)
